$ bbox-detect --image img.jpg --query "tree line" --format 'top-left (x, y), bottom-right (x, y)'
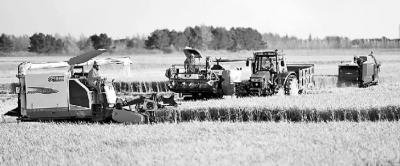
top-left (145, 25), bottom-right (266, 52)
top-left (0, 33), bottom-right (147, 55)
top-left (1, 25), bottom-right (400, 56)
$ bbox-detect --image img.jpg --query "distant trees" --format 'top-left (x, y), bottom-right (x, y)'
top-left (1, 25), bottom-right (400, 56)
top-left (260, 33), bottom-right (400, 49)
top-left (76, 35), bottom-right (93, 52)
top-left (89, 33), bottom-right (112, 50)
top-left (209, 27), bottom-right (234, 50)
top-left (62, 34), bottom-right (80, 54)
top-left (10, 35), bottom-right (30, 52)
top-left (145, 29), bottom-right (171, 50)
top-left (0, 33), bottom-right (14, 53)
top-left (28, 33), bottom-right (64, 54)
top-left (229, 27), bottom-right (265, 51)
top-left (144, 25), bottom-right (267, 52)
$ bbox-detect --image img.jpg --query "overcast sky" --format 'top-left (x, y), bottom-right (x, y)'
top-left (0, 0), bottom-right (399, 40)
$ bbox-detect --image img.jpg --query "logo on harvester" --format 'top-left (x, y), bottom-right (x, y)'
top-left (27, 87), bottom-right (59, 94)
top-left (48, 76), bottom-right (64, 82)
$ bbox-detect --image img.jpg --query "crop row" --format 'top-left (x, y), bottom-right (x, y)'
top-left (1, 87), bottom-right (399, 123)
top-left (154, 87), bottom-right (400, 123)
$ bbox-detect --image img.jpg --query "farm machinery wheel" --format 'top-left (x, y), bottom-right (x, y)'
top-left (284, 75), bottom-right (299, 96)
top-left (276, 88), bottom-right (285, 96)
top-left (216, 89), bottom-right (224, 99)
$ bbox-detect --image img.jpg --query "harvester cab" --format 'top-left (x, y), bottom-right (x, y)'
top-left (5, 49), bottom-right (177, 124)
top-left (238, 49), bottom-right (315, 97)
top-left (165, 47), bottom-right (245, 99)
top-left (338, 51), bottom-right (380, 87)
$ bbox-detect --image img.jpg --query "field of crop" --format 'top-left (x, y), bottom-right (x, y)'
top-left (1, 49), bottom-right (400, 165)
top-left (0, 121), bottom-right (399, 166)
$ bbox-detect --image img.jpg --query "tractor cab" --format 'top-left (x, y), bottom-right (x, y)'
top-left (246, 50), bottom-right (288, 95)
top-left (249, 50), bottom-right (287, 74)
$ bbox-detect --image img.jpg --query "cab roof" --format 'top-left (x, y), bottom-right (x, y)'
top-left (253, 49), bottom-right (284, 56)
top-left (183, 47), bottom-right (202, 58)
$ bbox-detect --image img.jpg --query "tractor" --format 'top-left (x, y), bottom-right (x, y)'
top-left (165, 47), bottom-right (246, 100)
top-left (337, 51), bottom-right (381, 88)
top-left (237, 49), bottom-right (315, 97)
top-left (4, 49), bottom-right (177, 124)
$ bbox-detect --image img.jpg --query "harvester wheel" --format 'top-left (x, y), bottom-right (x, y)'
top-left (217, 89), bottom-right (224, 99)
top-left (276, 88), bottom-right (284, 96)
top-left (285, 75), bottom-right (299, 96)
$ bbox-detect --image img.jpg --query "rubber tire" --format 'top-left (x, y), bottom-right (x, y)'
top-left (215, 89), bottom-right (224, 99)
top-left (276, 88), bottom-right (285, 96)
top-left (285, 75), bottom-right (299, 96)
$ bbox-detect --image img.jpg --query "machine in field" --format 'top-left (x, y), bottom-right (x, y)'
top-left (236, 49), bottom-right (315, 97)
top-left (165, 47), bottom-right (246, 99)
top-left (4, 49), bottom-right (177, 123)
top-left (337, 51), bottom-right (381, 88)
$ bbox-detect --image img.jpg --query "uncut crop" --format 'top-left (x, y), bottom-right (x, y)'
top-left (2, 87), bottom-right (400, 123)
top-left (168, 86), bottom-right (400, 123)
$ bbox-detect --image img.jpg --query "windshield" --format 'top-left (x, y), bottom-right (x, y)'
top-left (256, 56), bottom-right (276, 71)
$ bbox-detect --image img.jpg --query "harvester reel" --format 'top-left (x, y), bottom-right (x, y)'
top-left (285, 75), bottom-right (299, 96)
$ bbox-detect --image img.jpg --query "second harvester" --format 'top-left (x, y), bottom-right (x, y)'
top-left (337, 51), bottom-right (381, 87)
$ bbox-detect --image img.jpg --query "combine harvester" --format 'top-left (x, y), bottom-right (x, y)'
top-left (4, 49), bottom-right (177, 123)
top-left (165, 48), bottom-right (315, 99)
top-left (165, 47), bottom-right (245, 100)
top-left (337, 51), bottom-right (381, 88)
top-left (236, 49), bottom-right (315, 97)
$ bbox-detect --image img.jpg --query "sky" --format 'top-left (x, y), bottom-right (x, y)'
top-left (0, 0), bottom-right (399, 40)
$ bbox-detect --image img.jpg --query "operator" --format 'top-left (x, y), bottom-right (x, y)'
top-left (88, 61), bottom-right (102, 91)
top-left (267, 58), bottom-right (276, 84)
top-left (351, 56), bottom-right (358, 64)
top-left (184, 53), bottom-right (195, 74)
top-left (262, 58), bottom-right (276, 84)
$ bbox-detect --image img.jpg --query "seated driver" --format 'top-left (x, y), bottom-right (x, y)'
top-left (184, 53), bottom-right (195, 74)
top-left (264, 58), bottom-right (276, 84)
top-left (88, 61), bottom-right (101, 91)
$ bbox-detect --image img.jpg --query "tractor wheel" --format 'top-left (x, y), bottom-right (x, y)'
top-left (285, 75), bottom-right (299, 96)
top-left (215, 89), bottom-right (224, 99)
top-left (276, 88), bottom-right (284, 96)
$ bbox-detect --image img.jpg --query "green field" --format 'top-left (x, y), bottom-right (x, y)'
top-left (1, 49), bottom-right (400, 165)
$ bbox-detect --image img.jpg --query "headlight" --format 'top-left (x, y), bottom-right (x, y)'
top-left (251, 78), bottom-right (262, 82)
top-left (254, 83), bottom-right (259, 87)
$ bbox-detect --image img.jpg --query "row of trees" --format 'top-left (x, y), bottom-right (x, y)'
top-left (262, 33), bottom-right (400, 49)
top-left (1, 25), bottom-right (400, 55)
top-left (144, 25), bottom-right (266, 52)
top-left (0, 32), bottom-right (148, 55)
